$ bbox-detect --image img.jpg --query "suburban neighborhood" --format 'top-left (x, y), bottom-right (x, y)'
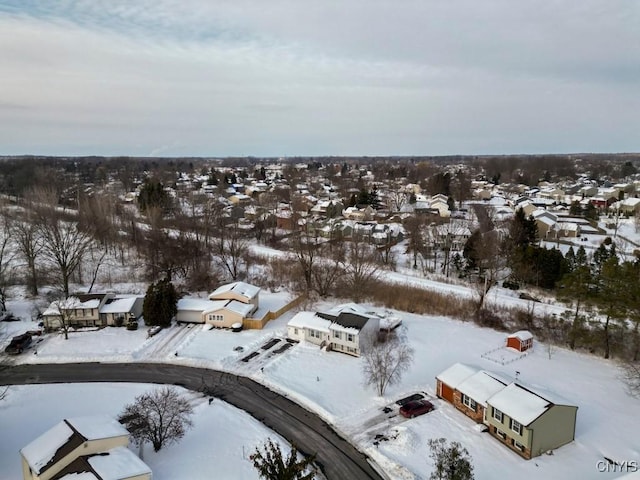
top-left (1, 153), bottom-right (640, 480)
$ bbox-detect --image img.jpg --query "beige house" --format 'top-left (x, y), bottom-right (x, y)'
top-left (42, 294), bottom-right (115, 330)
top-left (176, 281), bottom-right (261, 329)
top-left (485, 383), bottom-right (578, 459)
top-left (209, 281), bottom-right (260, 311)
top-left (20, 415), bottom-right (151, 480)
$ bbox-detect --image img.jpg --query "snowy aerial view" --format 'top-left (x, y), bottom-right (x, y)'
top-left (1, 2), bottom-right (640, 480)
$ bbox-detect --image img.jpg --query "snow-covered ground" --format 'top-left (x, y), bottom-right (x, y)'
top-left (0, 383), bottom-right (293, 480)
top-left (2, 292), bottom-right (639, 480)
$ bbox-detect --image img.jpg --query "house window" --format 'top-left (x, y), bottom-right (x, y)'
top-left (496, 429), bottom-right (507, 440)
top-left (347, 333), bottom-right (355, 342)
top-left (294, 328), bottom-right (298, 335)
top-left (462, 394), bottom-right (477, 412)
top-left (333, 331), bottom-right (342, 339)
top-left (510, 419), bottom-right (522, 435)
top-left (209, 314), bottom-right (224, 322)
top-left (513, 439), bottom-right (525, 452)
top-left (493, 408), bottom-right (503, 423)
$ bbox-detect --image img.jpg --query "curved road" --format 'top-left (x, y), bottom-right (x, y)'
top-left (0, 362), bottom-right (385, 480)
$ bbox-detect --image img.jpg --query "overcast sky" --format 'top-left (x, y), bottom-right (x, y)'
top-left (1, 1), bottom-right (638, 157)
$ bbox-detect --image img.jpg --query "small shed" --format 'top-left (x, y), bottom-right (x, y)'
top-left (506, 330), bottom-right (533, 352)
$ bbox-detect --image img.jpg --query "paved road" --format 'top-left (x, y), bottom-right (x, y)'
top-left (0, 362), bottom-right (385, 480)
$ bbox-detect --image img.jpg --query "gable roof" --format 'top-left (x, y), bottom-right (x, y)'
top-left (487, 383), bottom-right (554, 426)
top-left (436, 363), bottom-right (478, 388)
top-left (456, 371), bottom-right (510, 407)
top-left (508, 330), bottom-right (533, 341)
top-left (209, 281), bottom-right (260, 301)
top-left (21, 416), bottom-right (128, 476)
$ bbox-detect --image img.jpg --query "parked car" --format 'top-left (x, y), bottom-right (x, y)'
top-left (147, 325), bottom-right (162, 337)
top-left (399, 399), bottom-right (434, 418)
top-left (4, 333), bottom-right (32, 355)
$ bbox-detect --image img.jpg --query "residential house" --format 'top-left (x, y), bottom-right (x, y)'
top-left (343, 205), bottom-right (375, 221)
top-left (42, 294), bottom-right (115, 330)
top-left (485, 383), bottom-right (578, 459)
top-left (287, 303), bottom-right (381, 357)
top-left (176, 282), bottom-right (261, 329)
top-left (20, 415), bottom-right (151, 480)
top-left (99, 296), bottom-right (144, 326)
top-left (436, 363), bottom-right (578, 459)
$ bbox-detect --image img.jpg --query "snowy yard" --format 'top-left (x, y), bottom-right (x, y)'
top-left (2, 293), bottom-right (640, 480)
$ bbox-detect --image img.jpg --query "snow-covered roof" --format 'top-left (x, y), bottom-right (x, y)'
top-left (67, 415), bottom-right (128, 440)
top-left (21, 420), bottom-right (74, 474)
top-left (456, 371), bottom-right (510, 407)
top-left (209, 281), bottom-right (260, 300)
top-left (178, 298), bottom-right (225, 312)
top-left (88, 446), bottom-right (152, 479)
top-left (43, 297), bottom-right (101, 316)
top-left (287, 311), bottom-right (331, 332)
top-left (436, 363), bottom-right (478, 388)
top-left (324, 303), bottom-right (369, 316)
top-left (487, 383), bottom-right (554, 426)
top-left (508, 330), bottom-right (533, 341)
top-left (204, 300), bottom-right (255, 317)
top-left (99, 296), bottom-right (141, 314)
top-left (20, 416), bottom-right (128, 475)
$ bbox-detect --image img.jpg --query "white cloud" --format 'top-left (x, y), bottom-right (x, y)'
top-left (0, 1), bottom-right (638, 156)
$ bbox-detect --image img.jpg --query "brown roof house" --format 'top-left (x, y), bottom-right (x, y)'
top-left (20, 415), bottom-right (151, 480)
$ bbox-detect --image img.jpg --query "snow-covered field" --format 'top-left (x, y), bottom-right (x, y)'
top-left (0, 383), bottom-right (290, 480)
top-left (2, 291), bottom-right (639, 480)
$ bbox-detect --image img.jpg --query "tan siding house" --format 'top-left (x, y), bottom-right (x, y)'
top-left (20, 415), bottom-right (151, 480)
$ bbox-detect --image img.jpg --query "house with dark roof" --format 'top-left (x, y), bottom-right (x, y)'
top-left (287, 303), bottom-right (381, 357)
top-left (20, 415), bottom-right (151, 480)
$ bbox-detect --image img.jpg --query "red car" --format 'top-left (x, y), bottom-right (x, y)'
top-left (399, 399), bottom-right (434, 418)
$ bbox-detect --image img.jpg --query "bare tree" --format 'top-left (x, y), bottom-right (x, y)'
top-left (118, 386), bottom-right (194, 452)
top-left (362, 330), bottom-right (414, 396)
top-left (0, 211), bottom-right (16, 312)
top-left (250, 438), bottom-right (317, 480)
top-left (342, 236), bottom-right (379, 302)
top-left (38, 219), bottom-right (94, 298)
top-left (49, 297), bottom-right (80, 340)
top-left (622, 362), bottom-right (640, 398)
top-left (213, 219), bottom-right (248, 281)
top-left (12, 215), bottom-right (43, 296)
top-left (290, 230), bottom-right (320, 293)
top-left (312, 242), bottom-right (345, 298)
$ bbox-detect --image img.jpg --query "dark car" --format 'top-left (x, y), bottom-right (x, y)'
top-left (4, 333), bottom-right (32, 355)
top-left (399, 399), bottom-right (434, 418)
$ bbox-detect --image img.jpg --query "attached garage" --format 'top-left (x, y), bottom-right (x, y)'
top-left (176, 299), bottom-right (221, 324)
top-left (435, 363), bottom-right (478, 404)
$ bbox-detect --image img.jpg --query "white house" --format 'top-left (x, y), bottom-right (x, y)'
top-left (287, 304), bottom-right (381, 357)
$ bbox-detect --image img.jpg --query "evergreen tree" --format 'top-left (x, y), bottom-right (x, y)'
top-left (250, 438), bottom-right (317, 480)
top-left (428, 438), bottom-right (474, 480)
top-left (138, 180), bottom-right (172, 214)
top-left (143, 278), bottom-right (179, 327)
